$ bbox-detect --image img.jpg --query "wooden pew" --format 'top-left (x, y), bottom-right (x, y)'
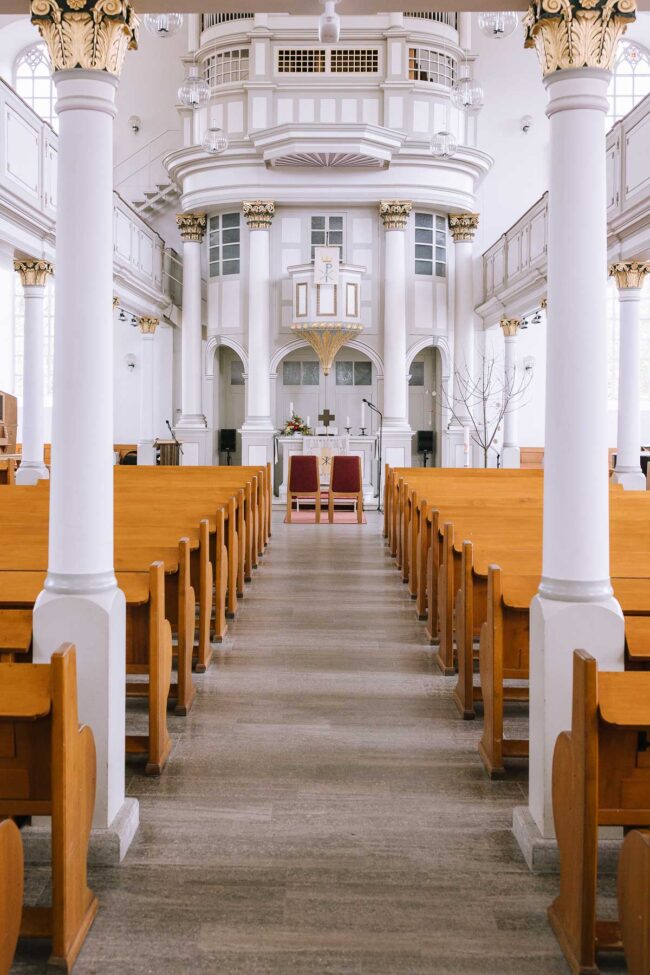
top-left (549, 650), bottom-right (650, 975)
top-left (618, 830), bottom-right (650, 975)
top-left (0, 457), bottom-right (16, 485)
top-left (0, 608), bottom-right (32, 662)
top-left (0, 645), bottom-right (98, 971)
top-left (0, 818), bottom-right (23, 975)
top-left (0, 567), bottom-right (173, 776)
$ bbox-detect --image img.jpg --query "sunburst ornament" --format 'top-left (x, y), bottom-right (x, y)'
top-left (291, 322), bottom-right (363, 376)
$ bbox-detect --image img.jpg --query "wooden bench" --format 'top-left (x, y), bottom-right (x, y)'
top-left (0, 644), bottom-right (98, 971)
top-left (618, 829), bottom-right (650, 975)
top-left (549, 650), bottom-right (650, 975)
top-left (0, 818), bottom-right (23, 975)
top-left (0, 457), bottom-right (16, 485)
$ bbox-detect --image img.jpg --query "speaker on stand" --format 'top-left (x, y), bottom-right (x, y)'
top-left (219, 428), bottom-right (237, 466)
top-left (417, 430), bottom-right (435, 468)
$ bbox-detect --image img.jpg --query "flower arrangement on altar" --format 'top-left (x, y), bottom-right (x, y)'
top-left (282, 412), bottom-right (311, 436)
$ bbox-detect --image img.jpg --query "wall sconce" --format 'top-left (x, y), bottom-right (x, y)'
top-left (118, 309), bottom-right (126, 322)
top-left (130, 315), bottom-right (138, 327)
top-left (521, 115), bottom-right (533, 133)
top-left (524, 355), bottom-right (536, 372)
top-left (124, 354), bottom-right (137, 371)
top-left (129, 115), bottom-right (141, 134)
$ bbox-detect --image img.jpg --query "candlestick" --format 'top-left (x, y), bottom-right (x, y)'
top-left (346, 415), bottom-right (350, 428)
top-left (360, 427), bottom-right (367, 437)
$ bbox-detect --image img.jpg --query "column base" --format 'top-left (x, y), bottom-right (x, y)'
top-left (240, 424), bottom-right (275, 467)
top-left (32, 585), bottom-right (130, 839)
top-left (512, 805), bottom-right (622, 876)
top-left (501, 445), bottom-right (521, 469)
top-left (381, 428), bottom-right (414, 470)
top-left (442, 425), bottom-right (471, 468)
top-left (527, 591), bottom-right (624, 840)
top-left (611, 468), bottom-right (646, 490)
top-left (172, 424), bottom-right (212, 465)
top-left (22, 797), bottom-right (139, 866)
top-left (16, 461), bottom-right (49, 484)
top-left (136, 440), bottom-right (156, 466)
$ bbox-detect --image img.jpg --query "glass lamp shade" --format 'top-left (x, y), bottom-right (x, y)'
top-left (178, 71), bottom-right (210, 109)
top-left (143, 13), bottom-right (184, 38)
top-left (451, 75), bottom-right (484, 113)
top-left (202, 127), bottom-right (229, 155)
top-left (477, 12), bottom-right (518, 39)
top-left (430, 130), bottom-right (457, 159)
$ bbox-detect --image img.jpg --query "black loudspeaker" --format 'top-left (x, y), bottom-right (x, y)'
top-left (219, 429), bottom-right (237, 453)
top-left (417, 430), bottom-right (434, 454)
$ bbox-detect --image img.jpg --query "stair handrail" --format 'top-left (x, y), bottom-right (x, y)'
top-left (114, 128), bottom-right (181, 188)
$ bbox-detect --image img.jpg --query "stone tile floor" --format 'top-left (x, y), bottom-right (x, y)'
top-left (12, 512), bottom-right (623, 974)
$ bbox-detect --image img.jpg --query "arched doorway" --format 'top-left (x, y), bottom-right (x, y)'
top-left (213, 345), bottom-right (245, 464)
top-left (408, 346), bottom-right (442, 467)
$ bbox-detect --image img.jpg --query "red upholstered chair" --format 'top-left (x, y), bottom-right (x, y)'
top-left (329, 455), bottom-right (363, 523)
top-left (287, 455), bottom-right (321, 523)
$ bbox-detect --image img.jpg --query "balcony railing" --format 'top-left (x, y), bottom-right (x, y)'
top-left (201, 13), bottom-right (254, 31)
top-left (405, 12), bottom-right (458, 29)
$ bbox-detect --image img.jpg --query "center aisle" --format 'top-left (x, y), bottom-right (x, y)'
top-left (15, 512), bottom-right (581, 974)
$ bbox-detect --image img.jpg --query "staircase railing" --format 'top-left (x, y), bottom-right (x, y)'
top-left (114, 128), bottom-right (181, 193)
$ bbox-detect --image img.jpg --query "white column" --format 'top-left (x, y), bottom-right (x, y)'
top-left (609, 262), bottom-right (649, 490)
top-left (500, 317), bottom-right (521, 469)
top-left (0, 243), bottom-right (15, 394)
top-left (30, 1), bottom-right (139, 861)
top-left (514, 4), bottom-right (635, 863)
top-left (137, 316), bottom-right (158, 466)
top-left (240, 200), bottom-right (275, 467)
top-left (14, 259), bottom-right (52, 484)
top-left (174, 212), bottom-right (208, 465)
top-left (445, 213), bottom-right (479, 467)
top-left (379, 201), bottom-right (412, 472)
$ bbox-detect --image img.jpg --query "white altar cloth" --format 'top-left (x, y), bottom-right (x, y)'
top-left (276, 434), bottom-right (378, 506)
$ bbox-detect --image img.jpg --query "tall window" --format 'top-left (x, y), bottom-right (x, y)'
top-left (607, 40), bottom-right (650, 125)
top-left (208, 213), bottom-right (241, 277)
top-left (14, 43), bottom-right (57, 131)
top-left (13, 275), bottom-right (55, 406)
top-left (203, 49), bottom-right (250, 90)
top-left (415, 213), bottom-right (447, 277)
top-left (311, 215), bottom-right (344, 261)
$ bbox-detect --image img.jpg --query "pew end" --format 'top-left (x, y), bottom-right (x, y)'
top-left (0, 818), bottom-right (23, 975)
top-left (618, 829), bottom-right (650, 975)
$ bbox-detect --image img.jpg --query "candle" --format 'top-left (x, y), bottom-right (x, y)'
top-left (346, 416), bottom-right (350, 428)
top-left (289, 401), bottom-right (294, 416)
top-left (463, 426), bottom-right (470, 468)
top-left (306, 416), bottom-right (310, 429)
top-left (361, 402), bottom-right (366, 428)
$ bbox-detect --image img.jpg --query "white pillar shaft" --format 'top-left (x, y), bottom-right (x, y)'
top-left (502, 336), bottom-right (518, 448)
top-left (541, 70), bottom-right (612, 596)
top-left (383, 228), bottom-right (409, 429)
top-left (18, 285), bottom-right (48, 479)
top-left (33, 70), bottom-right (128, 837)
top-left (139, 333), bottom-right (155, 444)
top-left (453, 239), bottom-right (474, 419)
top-left (246, 228), bottom-right (272, 425)
top-left (615, 289), bottom-right (642, 474)
top-left (179, 240), bottom-right (203, 423)
top-left (0, 246), bottom-right (14, 394)
top-left (47, 72), bottom-right (117, 587)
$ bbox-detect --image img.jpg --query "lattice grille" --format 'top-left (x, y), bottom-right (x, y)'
top-left (277, 49), bottom-right (327, 73)
top-left (330, 49), bottom-right (379, 73)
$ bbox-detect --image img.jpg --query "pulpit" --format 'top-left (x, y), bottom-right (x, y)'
top-left (155, 439), bottom-right (182, 466)
top-left (277, 433), bottom-right (377, 505)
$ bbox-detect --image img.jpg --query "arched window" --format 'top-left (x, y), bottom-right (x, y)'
top-left (14, 43), bottom-right (57, 131)
top-left (607, 40), bottom-right (650, 125)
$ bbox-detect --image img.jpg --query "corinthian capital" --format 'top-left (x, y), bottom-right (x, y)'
top-left (30, 1), bottom-right (139, 76)
top-left (448, 213), bottom-right (480, 243)
top-left (609, 260), bottom-right (650, 290)
top-left (242, 201), bottom-right (275, 230)
top-left (139, 316), bottom-right (159, 334)
top-left (379, 201), bottom-right (412, 231)
top-left (14, 259), bottom-right (54, 287)
top-left (176, 212), bottom-right (207, 243)
top-left (523, 0), bottom-right (636, 76)
top-left (500, 317), bottom-right (521, 338)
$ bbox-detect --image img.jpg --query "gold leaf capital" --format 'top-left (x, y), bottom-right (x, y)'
top-left (523, 0), bottom-right (636, 75)
top-left (242, 201), bottom-right (276, 230)
top-left (609, 260), bottom-right (650, 290)
top-left (448, 213), bottom-right (480, 243)
top-left (379, 201), bottom-right (412, 230)
top-left (14, 259), bottom-right (54, 287)
top-left (30, 0), bottom-right (139, 77)
top-left (176, 212), bottom-right (207, 243)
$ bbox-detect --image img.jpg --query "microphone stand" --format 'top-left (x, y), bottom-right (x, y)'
top-left (363, 399), bottom-right (383, 512)
top-left (165, 419), bottom-right (184, 461)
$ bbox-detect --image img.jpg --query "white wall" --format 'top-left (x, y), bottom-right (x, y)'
top-left (112, 313), bottom-right (174, 445)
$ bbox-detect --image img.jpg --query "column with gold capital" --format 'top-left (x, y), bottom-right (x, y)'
top-left (241, 201), bottom-right (275, 467)
top-left (499, 317), bottom-right (522, 469)
top-left (175, 212), bottom-right (208, 462)
top-left (448, 213), bottom-right (479, 467)
top-left (137, 316), bottom-right (159, 466)
top-left (515, 0), bottom-right (636, 857)
top-left (609, 261), bottom-right (650, 490)
top-left (14, 259), bottom-right (53, 484)
top-left (29, 0), bottom-right (139, 856)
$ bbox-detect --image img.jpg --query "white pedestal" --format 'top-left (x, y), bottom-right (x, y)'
top-left (241, 425), bottom-right (275, 469)
top-left (442, 425), bottom-right (470, 468)
top-left (610, 468), bottom-right (646, 490)
top-left (16, 462), bottom-right (49, 485)
top-left (172, 423), bottom-right (211, 465)
top-left (501, 445), bottom-right (521, 469)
